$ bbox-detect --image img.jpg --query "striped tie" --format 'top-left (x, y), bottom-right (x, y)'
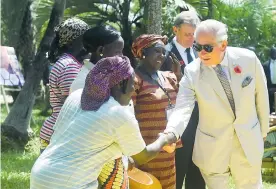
top-left (213, 64), bottom-right (236, 115)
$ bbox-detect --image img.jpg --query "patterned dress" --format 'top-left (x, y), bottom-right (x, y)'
top-left (132, 71), bottom-right (181, 189)
top-left (40, 53), bottom-right (82, 147)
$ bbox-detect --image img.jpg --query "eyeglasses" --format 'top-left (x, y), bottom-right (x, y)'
top-left (183, 33), bottom-right (194, 37)
top-left (193, 43), bottom-right (214, 53)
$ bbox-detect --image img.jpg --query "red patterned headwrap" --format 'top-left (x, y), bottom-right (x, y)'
top-left (131, 34), bottom-right (168, 59)
top-left (81, 56), bottom-right (134, 111)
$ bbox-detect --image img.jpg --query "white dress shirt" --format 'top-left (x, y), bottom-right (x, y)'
top-left (270, 59), bottom-right (276, 84)
top-left (173, 37), bottom-right (196, 65)
top-left (70, 59), bottom-right (95, 94)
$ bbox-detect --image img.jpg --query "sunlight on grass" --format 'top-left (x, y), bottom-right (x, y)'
top-left (1, 104), bottom-right (276, 189)
top-left (1, 103), bottom-right (46, 189)
top-left (1, 138), bottom-right (40, 189)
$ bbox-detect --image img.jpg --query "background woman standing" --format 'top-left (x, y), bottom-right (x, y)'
top-left (131, 34), bottom-right (182, 189)
top-left (39, 18), bottom-right (89, 152)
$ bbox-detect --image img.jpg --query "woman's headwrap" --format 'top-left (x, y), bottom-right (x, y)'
top-left (131, 34), bottom-right (168, 59)
top-left (81, 56), bottom-right (134, 111)
top-left (55, 18), bottom-right (89, 47)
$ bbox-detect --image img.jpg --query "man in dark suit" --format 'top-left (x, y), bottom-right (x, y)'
top-left (160, 11), bottom-right (205, 189)
top-left (263, 46), bottom-right (276, 113)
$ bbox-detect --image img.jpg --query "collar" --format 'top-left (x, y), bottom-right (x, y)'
top-left (220, 51), bottom-right (228, 67)
top-left (64, 53), bottom-right (83, 66)
top-left (210, 51), bottom-right (228, 68)
top-left (173, 37), bottom-right (187, 52)
top-left (83, 59), bottom-right (95, 70)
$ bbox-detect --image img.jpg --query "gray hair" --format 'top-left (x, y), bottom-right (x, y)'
top-left (174, 11), bottom-right (200, 28)
top-left (194, 19), bottom-right (228, 42)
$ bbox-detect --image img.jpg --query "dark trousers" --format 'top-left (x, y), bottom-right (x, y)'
top-left (175, 103), bottom-right (205, 189)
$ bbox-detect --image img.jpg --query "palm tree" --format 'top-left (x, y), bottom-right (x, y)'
top-left (33, 0), bottom-right (147, 67)
top-left (16, 0), bottom-right (35, 78)
top-left (146, 0), bottom-right (162, 34)
top-left (1, 0), bottom-right (29, 48)
top-left (2, 0), bottom-right (67, 147)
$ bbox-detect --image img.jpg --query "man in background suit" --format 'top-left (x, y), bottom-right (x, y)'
top-left (263, 46), bottom-right (276, 113)
top-left (160, 11), bottom-right (205, 189)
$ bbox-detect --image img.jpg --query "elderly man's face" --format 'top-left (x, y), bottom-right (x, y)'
top-left (174, 24), bottom-right (196, 48)
top-left (195, 32), bottom-right (227, 66)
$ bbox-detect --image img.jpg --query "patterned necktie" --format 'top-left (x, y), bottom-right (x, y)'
top-left (186, 48), bottom-right (193, 64)
top-left (213, 64), bottom-right (236, 114)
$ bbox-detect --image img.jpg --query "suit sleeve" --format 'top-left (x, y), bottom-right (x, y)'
top-left (255, 55), bottom-right (270, 137)
top-left (164, 68), bottom-right (196, 139)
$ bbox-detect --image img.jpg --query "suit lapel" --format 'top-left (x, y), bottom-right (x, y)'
top-left (200, 63), bottom-right (234, 116)
top-left (171, 42), bottom-right (186, 73)
top-left (227, 50), bottom-right (242, 115)
top-left (193, 48), bottom-right (198, 58)
top-left (267, 60), bottom-right (271, 83)
top-left (171, 42), bottom-right (183, 62)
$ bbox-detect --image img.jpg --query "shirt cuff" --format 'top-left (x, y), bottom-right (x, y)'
top-left (164, 128), bottom-right (180, 140)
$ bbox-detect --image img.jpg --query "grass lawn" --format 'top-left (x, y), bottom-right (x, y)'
top-left (1, 104), bottom-right (276, 189)
top-left (1, 103), bottom-right (47, 189)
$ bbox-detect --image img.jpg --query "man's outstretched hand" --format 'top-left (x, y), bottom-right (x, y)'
top-left (158, 132), bottom-right (178, 153)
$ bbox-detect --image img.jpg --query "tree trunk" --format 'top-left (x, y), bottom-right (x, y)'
top-left (1, 0), bottom-right (66, 147)
top-left (120, 0), bottom-right (136, 68)
top-left (146, 0), bottom-right (162, 34)
top-left (1, 0), bottom-right (28, 48)
top-left (16, 0), bottom-right (35, 79)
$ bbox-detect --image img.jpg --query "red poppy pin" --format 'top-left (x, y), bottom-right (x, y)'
top-left (233, 65), bottom-right (242, 74)
top-left (179, 60), bottom-right (185, 65)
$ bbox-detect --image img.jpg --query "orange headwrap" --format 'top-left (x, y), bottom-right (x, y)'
top-left (132, 34), bottom-right (168, 59)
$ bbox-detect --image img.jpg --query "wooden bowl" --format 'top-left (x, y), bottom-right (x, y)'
top-left (128, 167), bottom-right (162, 189)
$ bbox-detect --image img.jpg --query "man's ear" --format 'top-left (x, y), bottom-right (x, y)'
top-left (173, 26), bottom-right (178, 35)
top-left (220, 40), bottom-right (228, 51)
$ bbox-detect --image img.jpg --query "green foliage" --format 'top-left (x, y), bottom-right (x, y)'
top-left (214, 0), bottom-right (276, 62)
top-left (162, 0), bottom-right (276, 62)
top-left (162, 0), bottom-right (205, 39)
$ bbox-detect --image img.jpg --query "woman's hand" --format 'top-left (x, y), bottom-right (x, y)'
top-left (131, 133), bottom-right (174, 166)
top-left (158, 132), bottom-right (178, 153)
top-left (127, 156), bottom-right (136, 171)
top-left (168, 52), bottom-right (183, 81)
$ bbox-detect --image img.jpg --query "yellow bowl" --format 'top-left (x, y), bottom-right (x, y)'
top-left (128, 167), bottom-right (162, 189)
